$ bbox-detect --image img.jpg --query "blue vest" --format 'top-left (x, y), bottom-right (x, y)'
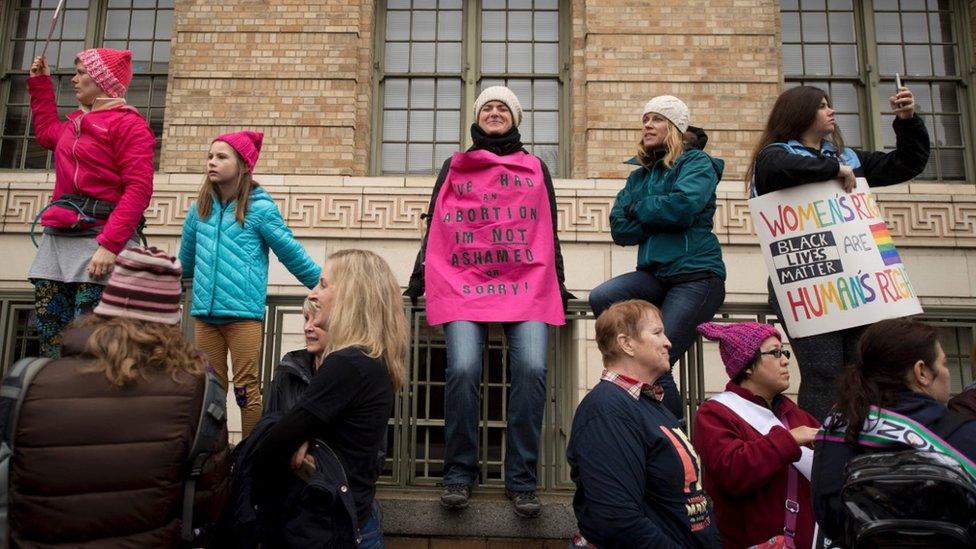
top-left (750, 140), bottom-right (860, 197)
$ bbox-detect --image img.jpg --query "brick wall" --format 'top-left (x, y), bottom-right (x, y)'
top-left (570, 0), bottom-right (782, 183)
top-left (161, 0), bottom-right (375, 175)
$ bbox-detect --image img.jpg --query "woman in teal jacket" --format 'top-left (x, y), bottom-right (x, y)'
top-left (589, 96), bottom-right (726, 420)
top-left (179, 131), bottom-right (321, 437)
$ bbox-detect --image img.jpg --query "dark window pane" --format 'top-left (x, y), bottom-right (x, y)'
top-left (410, 79), bottom-right (435, 108)
top-left (59, 41), bottom-right (84, 68)
top-left (534, 10), bottom-right (558, 41)
top-left (828, 12), bottom-right (855, 42)
top-left (508, 42), bottom-right (532, 72)
top-left (130, 10), bottom-right (155, 39)
top-left (24, 140), bottom-right (49, 168)
top-left (151, 77), bottom-right (167, 107)
top-left (802, 13), bottom-right (828, 42)
top-left (874, 12), bottom-right (901, 39)
top-left (62, 9), bottom-right (88, 39)
top-left (104, 10), bottom-right (130, 39)
top-left (386, 11), bottom-right (410, 41)
top-left (831, 44), bottom-right (857, 74)
top-left (781, 13), bottom-right (800, 42)
top-left (411, 10), bottom-right (435, 41)
top-left (128, 76), bottom-right (150, 107)
top-left (932, 83), bottom-right (958, 112)
top-left (3, 106), bottom-right (31, 137)
top-left (407, 143), bottom-right (433, 172)
top-left (803, 44), bottom-right (830, 75)
top-left (928, 12), bottom-right (953, 43)
top-left (382, 143), bottom-right (406, 172)
top-left (437, 10), bottom-right (461, 41)
top-left (931, 45), bottom-right (956, 76)
top-left (935, 114), bottom-right (962, 146)
top-left (408, 110), bottom-right (434, 140)
top-left (155, 10), bottom-right (173, 40)
top-left (902, 13), bottom-right (929, 42)
top-left (385, 79), bottom-right (409, 108)
top-left (436, 42), bottom-right (461, 72)
top-left (436, 79), bottom-right (460, 108)
top-left (533, 43), bottom-right (558, 73)
top-left (482, 43), bottom-right (506, 72)
top-left (877, 45), bottom-right (904, 74)
top-left (904, 44), bottom-right (932, 75)
top-left (939, 148), bottom-right (965, 179)
top-left (383, 110), bottom-right (408, 141)
top-left (783, 44), bottom-right (803, 75)
top-left (385, 42), bottom-right (409, 72)
top-left (410, 42), bottom-right (435, 71)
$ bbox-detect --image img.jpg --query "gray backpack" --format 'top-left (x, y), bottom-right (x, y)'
top-left (0, 356), bottom-right (226, 546)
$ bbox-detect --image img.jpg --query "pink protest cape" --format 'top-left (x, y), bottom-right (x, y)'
top-left (424, 149), bottom-right (564, 326)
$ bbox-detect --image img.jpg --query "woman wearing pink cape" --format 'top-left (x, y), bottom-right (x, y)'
top-left (405, 86), bottom-right (572, 517)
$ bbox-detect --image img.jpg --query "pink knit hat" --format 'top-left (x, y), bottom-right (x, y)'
top-left (697, 322), bottom-right (782, 379)
top-left (93, 247), bottom-right (183, 325)
top-left (212, 131), bottom-right (264, 173)
top-left (76, 48), bottom-right (132, 98)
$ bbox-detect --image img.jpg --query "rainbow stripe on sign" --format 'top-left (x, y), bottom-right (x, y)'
top-left (870, 222), bottom-right (901, 266)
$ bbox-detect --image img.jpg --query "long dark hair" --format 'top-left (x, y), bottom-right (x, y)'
top-left (745, 86), bottom-right (847, 185)
top-left (196, 146), bottom-right (259, 226)
top-left (832, 318), bottom-right (940, 444)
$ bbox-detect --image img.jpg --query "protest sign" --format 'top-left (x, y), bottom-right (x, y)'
top-left (423, 149), bottom-right (564, 326)
top-left (749, 177), bottom-right (921, 338)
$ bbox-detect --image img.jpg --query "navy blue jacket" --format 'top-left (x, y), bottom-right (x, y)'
top-left (567, 380), bottom-right (720, 548)
top-left (812, 391), bottom-right (976, 541)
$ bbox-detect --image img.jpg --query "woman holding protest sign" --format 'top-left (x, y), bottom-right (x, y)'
top-left (26, 50), bottom-right (154, 358)
top-left (587, 95), bottom-right (727, 421)
top-left (746, 84), bottom-right (930, 421)
top-left (404, 86), bottom-right (572, 517)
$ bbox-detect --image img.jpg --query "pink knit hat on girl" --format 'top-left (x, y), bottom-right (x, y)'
top-left (212, 131), bottom-right (264, 173)
top-left (76, 48), bottom-right (133, 98)
top-left (697, 321), bottom-right (782, 379)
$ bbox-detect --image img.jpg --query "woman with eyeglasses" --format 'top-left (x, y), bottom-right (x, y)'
top-left (691, 322), bottom-right (820, 549)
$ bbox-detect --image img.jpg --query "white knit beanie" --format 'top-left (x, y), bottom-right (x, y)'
top-left (642, 95), bottom-right (690, 133)
top-left (474, 86), bottom-right (523, 127)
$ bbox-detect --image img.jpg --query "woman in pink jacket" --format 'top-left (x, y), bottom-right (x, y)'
top-left (27, 49), bottom-right (155, 358)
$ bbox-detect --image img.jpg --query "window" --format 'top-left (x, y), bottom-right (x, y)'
top-left (0, 0), bottom-right (172, 170)
top-left (374, 0), bottom-right (565, 175)
top-left (781, 0), bottom-right (970, 181)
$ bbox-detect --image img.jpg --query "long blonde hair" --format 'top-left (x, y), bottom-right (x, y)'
top-left (320, 249), bottom-right (407, 391)
top-left (71, 314), bottom-right (205, 387)
top-left (196, 146), bottom-right (259, 225)
top-left (637, 121), bottom-right (686, 169)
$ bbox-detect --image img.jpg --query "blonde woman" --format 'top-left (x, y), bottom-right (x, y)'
top-left (588, 95), bottom-right (727, 421)
top-left (254, 249), bottom-right (406, 548)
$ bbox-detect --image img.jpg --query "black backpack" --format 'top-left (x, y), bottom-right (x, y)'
top-left (0, 356), bottom-right (226, 547)
top-left (840, 411), bottom-right (976, 548)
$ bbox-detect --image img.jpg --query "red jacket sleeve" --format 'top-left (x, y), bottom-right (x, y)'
top-left (692, 400), bottom-right (802, 496)
top-left (27, 75), bottom-right (67, 151)
top-left (96, 111), bottom-right (155, 254)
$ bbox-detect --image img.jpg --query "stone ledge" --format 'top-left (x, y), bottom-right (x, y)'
top-left (376, 489), bottom-right (576, 540)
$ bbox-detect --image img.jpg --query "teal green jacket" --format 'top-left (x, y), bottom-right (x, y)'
top-left (610, 148), bottom-right (726, 280)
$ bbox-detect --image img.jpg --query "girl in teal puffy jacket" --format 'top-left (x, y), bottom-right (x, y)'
top-left (179, 131), bottom-right (321, 437)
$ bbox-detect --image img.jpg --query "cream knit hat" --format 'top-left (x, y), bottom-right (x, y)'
top-left (474, 86), bottom-right (523, 127)
top-left (642, 95), bottom-right (690, 133)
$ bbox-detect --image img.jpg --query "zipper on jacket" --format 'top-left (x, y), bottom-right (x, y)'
top-left (209, 201), bottom-right (231, 315)
top-left (70, 114), bottom-right (85, 195)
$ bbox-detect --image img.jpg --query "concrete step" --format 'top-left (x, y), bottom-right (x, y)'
top-left (377, 488), bottom-right (576, 540)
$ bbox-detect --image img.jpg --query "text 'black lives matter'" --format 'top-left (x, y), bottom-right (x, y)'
top-left (770, 230), bottom-right (843, 284)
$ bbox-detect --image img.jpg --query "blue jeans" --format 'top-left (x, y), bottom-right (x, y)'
top-left (588, 271), bottom-right (726, 419)
top-left (442, 320), bottom-right (548, 491)
top-left (358, 501), bottom-right (384, 548)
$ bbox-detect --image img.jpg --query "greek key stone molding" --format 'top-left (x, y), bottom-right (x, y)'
top-left (2, 178), bottom-right (976, 246)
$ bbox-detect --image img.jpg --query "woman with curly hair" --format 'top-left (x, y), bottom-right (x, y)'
top-left (6, 246), bottom-right (230, 547)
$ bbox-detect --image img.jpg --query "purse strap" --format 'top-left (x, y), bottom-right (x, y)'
top-left (782, 415), bottom-right (799, 549)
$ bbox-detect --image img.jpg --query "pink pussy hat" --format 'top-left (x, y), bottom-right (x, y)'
top-left (212, 131), bottom-right (264, 173)
top-left (697, 321), bottom-right (782, 379)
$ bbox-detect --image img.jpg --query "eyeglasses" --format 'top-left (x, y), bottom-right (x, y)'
top-left (759, 348), bottom-right (791, 359)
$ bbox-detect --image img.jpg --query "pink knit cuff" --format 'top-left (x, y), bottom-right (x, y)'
top-left (78, 49), bottom-right (126, 98)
